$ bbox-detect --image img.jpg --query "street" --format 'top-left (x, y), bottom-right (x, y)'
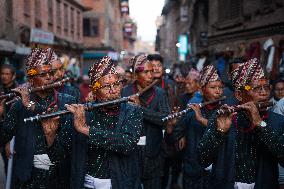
top-left (0, 157), bottom-right (4, 189)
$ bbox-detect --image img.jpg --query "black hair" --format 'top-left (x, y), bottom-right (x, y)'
top-left (272, 78), bottom-right (284, 89)
top-left (1, 64), bottom-right (16, 75)
top-left (125, 69), bottom-right (132, 74)
top-left (228, 57), bottom-right (246, 73)
top-left (147, 54), bottom-right (163, 64)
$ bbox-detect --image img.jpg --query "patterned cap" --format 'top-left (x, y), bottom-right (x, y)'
top-left (88, 56), bottom-right (117, 86)
top-left (132, 54), bottom-right (149, 73)
top-left (186, 68), bottom-right (200, 81)
top-left (25, 48), bottom-right (59, 76)
top-left (231, 58), bottom-right (265, 90)
top-left (200, 65), bottom-right (220, 87)
top-left (128, 55), bottom-right (137, 68)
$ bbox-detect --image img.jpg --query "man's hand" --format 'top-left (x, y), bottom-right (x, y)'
top-left (166, 106), bottom-right (180, 134)
top-left (12, 87), bottom-right (32, 109)
top-left (5, 142), bottom-right (15, 159)
top-left (65, 104), bottom-right (89, 136)
top-left (238, 102), bottom-right (262, 126)
top-left (0, 99), bottom-right (5, 117)
top-left (167, 107), bottom-right (180, 126)
top-left (129, 95), bottom-right (140, 106)
top-left (189, 104), bottom-right (208, 126)
top-left (216, 105), bottom-right (235, 133)
top-left (177, 137), bottom-right (186, 150)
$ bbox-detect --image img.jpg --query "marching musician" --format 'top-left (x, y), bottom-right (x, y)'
top-left (0, 64), bottom-right (18, 175)
top-left (169, 65), bottom-right (224, 189)
top-left (51, 57), bottom-right (80, 102)
top-left (198, 58), bottom-right (284, 189)
top-left (122, 54), bottom-right (170, 189)
top-left (147, 54), bottom-right (181, 189)
top-left (64, 56), bottom-right (143, 189)
top-left (0, 48), bottom-right (76, 188)
top-left (147, 54), bottom-right (176, 109)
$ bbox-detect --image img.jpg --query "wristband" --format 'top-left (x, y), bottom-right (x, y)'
top-left (27, 101), bottom-right (35, 110)
top-left (217, 127), bottom-right (226, 133)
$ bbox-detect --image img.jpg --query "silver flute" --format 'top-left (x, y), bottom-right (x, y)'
top-left (162, 96), bottom-right (227, 122)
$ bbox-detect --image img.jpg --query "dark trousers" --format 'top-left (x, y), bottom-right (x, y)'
top-left (138, 146), bottom-right (164, 189)
top-left (1, 148), bottom-right (8, 175)
top-left (13, 167), bottom-right (58, 189)
top-left (161, 157), bottom-right (182, 189)
top-left (142, 177), bottom-right (162, 189)
top-left (183, 171), bottom-right (211, 189)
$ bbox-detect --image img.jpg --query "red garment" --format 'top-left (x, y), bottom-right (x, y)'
top-left (246, 42), bottom-right (261, 60)
top-left (79, 83), bottom-right (91, 102)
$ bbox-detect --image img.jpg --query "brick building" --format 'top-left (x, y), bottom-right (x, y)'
top-left (120, 0), bottom-right (137, 55)
top-left (81, 0), bottom-right (124, 74)
top-left (157, 0), bottom-right (284, 73)
top-left (0, 0), bottom-right (87, 71)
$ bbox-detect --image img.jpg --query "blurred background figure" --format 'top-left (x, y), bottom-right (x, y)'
top-left (67, 58), bottom-right (80, 80)
top-left (124, 69), bottom-right (134, 86)
top-left (178, 68), bottom-right (200, 109)
top-left (0, 64), bottom-right (18, 178)
top-left (271, 79), bottom-right (284, 104)
top-left (79, 75), bottom-right (91, 103)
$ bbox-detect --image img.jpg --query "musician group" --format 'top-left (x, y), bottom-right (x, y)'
top-left (0, 48), bottom-right (283, 189)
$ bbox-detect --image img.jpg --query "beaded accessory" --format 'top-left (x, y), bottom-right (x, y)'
top-left (88, 56), bottom-right (117, 86)
top-left (200, 65), bottom-right (220, 87)
top-left (231, 58), bottom-right (265, 90)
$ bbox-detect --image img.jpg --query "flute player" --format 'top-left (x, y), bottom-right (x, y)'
top-left (198, 58), bottom-right (284, 189)
top-left (64, 56), bottom-right (143, 189)
top-left (121, 54), bottom-right (170, 189)
top-left (0, 48), bottom-right (76, 188)
top-left (168, 65), bottom-right (224, 189)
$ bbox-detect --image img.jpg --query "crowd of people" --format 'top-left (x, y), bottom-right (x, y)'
top-left (0, 48), bottom-right (283, 189)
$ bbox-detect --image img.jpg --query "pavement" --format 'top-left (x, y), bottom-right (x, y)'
top-left (0, 156), bottom-right (5, 189)
top-left (0, 155), bottom-right (183, 189)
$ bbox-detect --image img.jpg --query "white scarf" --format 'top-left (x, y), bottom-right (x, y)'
top-left (234, 182), bottom-right (255, 189)
top-left (84, 174), bottom-right (112, 189)
top-left (33, 154), bottom-right (54, 170)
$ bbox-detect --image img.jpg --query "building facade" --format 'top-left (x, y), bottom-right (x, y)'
top-left (81, 0), bottom-right (124, 74)
top-left (0, 0), bottom-right (86, 71)
top-left (157, 0), bottom-right (284, 72)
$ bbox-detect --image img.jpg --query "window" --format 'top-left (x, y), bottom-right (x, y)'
top-left (56, 0), bottom-right (61, 27)
top-left (83, 18), bottom-right (90, 36)
top-left (71, 7), bottom-right (75, 33)
top-left (77, 11), bottom-right (81, 39)
top-left (83, 18), bottom-right (99, 37)
top-left (64, 3), bottom-right (69, 35)
top-left (35, 0), bottom-right (41, 17)
top-left (35, 0), bottom-right (41, 28)
top-left (92, 18), bottom-right (99, 37)
top-left (6, 0), bottom-right (13, 19)
top-left (24, 0), bottom-right (30, 15)
top-left (48, 0), bottom-right (53, 24)
top-left (218, 0), bottom-right (242, 21)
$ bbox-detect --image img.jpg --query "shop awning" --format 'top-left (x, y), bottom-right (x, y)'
top-left (83, 51), bottom-right (107, 59)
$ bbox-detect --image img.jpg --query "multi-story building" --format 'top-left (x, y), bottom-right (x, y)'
top-left (81, 0), bottom-right (123, 74)
top-left (156, 1), bottom-right (181, 67)
top-left (121, 0), bottom-right (137, 55)
top-left (157, 0), bottom-right (284, 71)
top-left (0, 0), bottom-right (87, 70)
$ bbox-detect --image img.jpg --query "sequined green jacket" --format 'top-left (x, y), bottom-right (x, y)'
top-left (198, 111), bottom-right (284, 189)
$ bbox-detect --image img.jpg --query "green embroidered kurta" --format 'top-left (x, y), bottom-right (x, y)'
top-left (86, 109), bottom-right (119, 178)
